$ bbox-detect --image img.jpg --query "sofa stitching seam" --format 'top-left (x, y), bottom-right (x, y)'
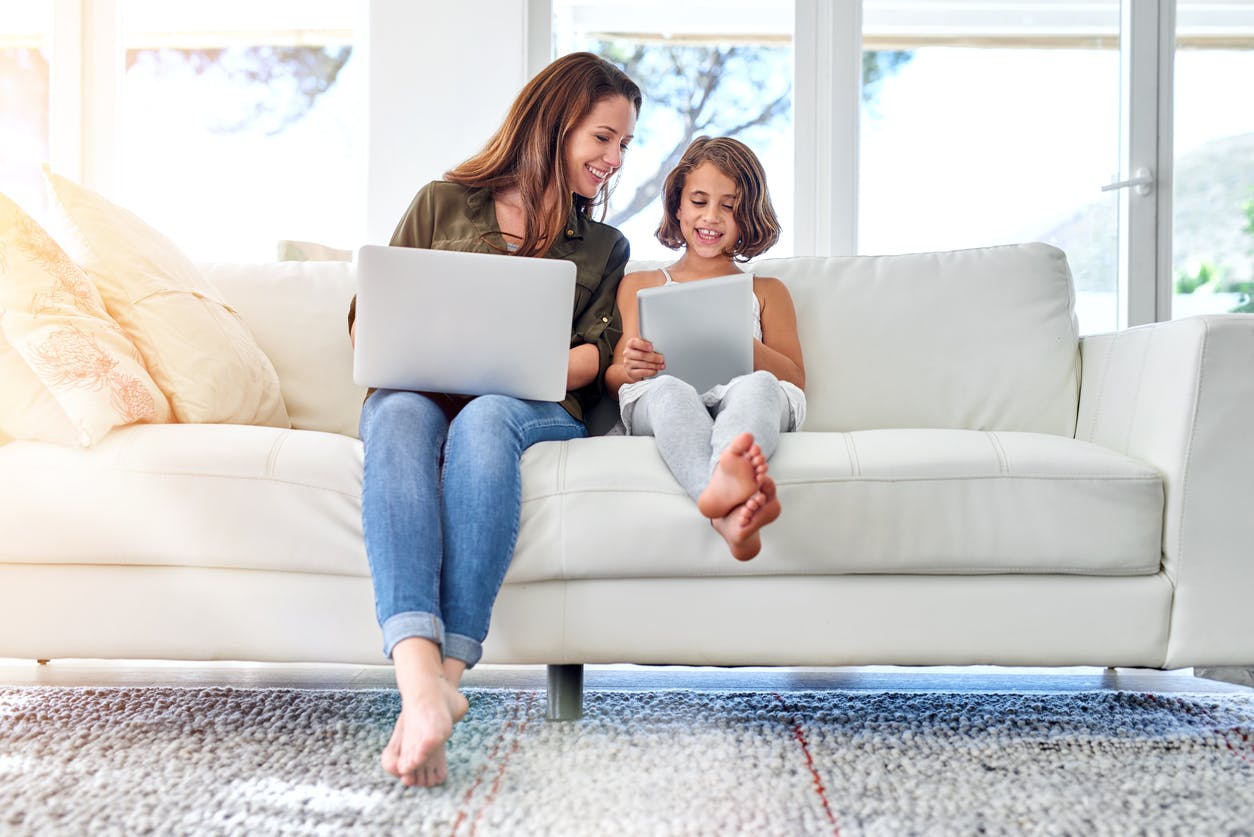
top-left (523, 566), bottom-right (1162, 580)
top-left (1085, 332), bottom-right (1115, 444)
top-left (772, 474), bottom-right (1162, 484)
top-left (1170, 318), bottom-right (1208, 603)
top-left (264, 431), bottom-right (288, 477)
top-left (532, 475), bottom-right (1164, 497)
top-left (1124, 329), bottom-right (1153, 452)
top-left (986, 432), bottom-right (1010, 475)
top-left (843, 433), bottom-right (861, 477)
top-left (558, 441), bottom-right (570, 663)
top-left (93, 469), bottom-right (360, 500)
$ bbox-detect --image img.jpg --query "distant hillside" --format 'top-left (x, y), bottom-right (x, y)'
top-left (1043, 131), bottom-right (1254, 292)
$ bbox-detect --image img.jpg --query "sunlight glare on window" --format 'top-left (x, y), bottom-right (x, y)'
top-left (552, 0), bottom-right (795, 261)
top-left (119, 0), bottom-right (364, 262)
top-left (0, 0), bottom-right (51, 215)
top-left (860, 0), bottom-right (1121, 334)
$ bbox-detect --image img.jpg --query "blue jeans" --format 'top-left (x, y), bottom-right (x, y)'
top-left (359, 390), bottom-right (586, 667)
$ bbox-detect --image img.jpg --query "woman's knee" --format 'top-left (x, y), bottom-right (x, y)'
top-left (446, 396), bottom-right (536, 458)
top-left (452, 394), bottom-right (522, 434)
top-left (361, 390), bottom-right (445, 439)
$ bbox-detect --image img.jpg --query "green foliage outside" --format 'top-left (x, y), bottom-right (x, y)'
top-left (1173, 191), bottom-right (1254, 313)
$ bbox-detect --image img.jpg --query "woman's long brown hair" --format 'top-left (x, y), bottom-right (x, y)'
top-left (445, 52), bottom-right (641, 257)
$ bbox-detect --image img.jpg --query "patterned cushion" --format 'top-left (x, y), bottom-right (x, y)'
top-left (41, 168), bottom-right (290, 428)
top-left (0, 192), bottom-right (172, 446)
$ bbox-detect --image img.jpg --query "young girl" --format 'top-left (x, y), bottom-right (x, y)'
top-left (607, 136), bottom-right (805, 562)
top-left (349, 53), bottom-right (640, 788)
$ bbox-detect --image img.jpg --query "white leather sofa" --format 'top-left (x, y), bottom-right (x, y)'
top-left (2, 243), bottom-right (1251, 717)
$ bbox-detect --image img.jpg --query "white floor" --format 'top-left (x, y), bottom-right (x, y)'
top-left (1, 659), bottom-right (1250, 695)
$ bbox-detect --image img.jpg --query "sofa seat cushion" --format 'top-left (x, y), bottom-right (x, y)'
top-left (510, 429), bottom-right (1164, 581)
top-left (0, 424), bottom-right (366, 577)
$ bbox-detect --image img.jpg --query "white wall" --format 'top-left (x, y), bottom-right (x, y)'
top-left (366, 0), bottom-right (532, 244)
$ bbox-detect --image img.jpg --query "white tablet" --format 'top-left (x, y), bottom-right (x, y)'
top-left (636, 273), bottom-right (754, 394)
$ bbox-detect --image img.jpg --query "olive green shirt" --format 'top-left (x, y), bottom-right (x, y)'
top-left (348, 181), bottom-right (629, 422)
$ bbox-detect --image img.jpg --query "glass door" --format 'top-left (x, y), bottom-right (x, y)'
top-left (1170, 0), bottom-right (1254, 318)
top-left (858, 0), bottom-right (1125, 334)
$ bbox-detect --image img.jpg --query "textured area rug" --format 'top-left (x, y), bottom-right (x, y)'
top-left (1, 687), bottom-right (1252, 836)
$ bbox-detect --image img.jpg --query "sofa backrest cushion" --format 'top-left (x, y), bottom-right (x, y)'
top-left (201, 261), bottom-right (365, 438)
top-left (201, 242), bottom-right (1078, 440)
top-left (628, 242), bottom-right (1080, 435)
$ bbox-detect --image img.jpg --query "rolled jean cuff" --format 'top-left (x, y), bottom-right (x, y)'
top-left (380, 611), bottom-right (444, 660)
top-left (443, 632), bottom-right (483, 668)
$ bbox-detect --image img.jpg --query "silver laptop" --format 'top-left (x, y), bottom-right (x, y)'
top-left (636, 273), bottom-right (754, 394)
top-left (352, 245), bottom-right (576, 401)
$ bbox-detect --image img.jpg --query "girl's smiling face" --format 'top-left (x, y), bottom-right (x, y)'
top-left (563, 94), bottom-right (636, 199)
top-left (675, 161), bottom-right (740, 258)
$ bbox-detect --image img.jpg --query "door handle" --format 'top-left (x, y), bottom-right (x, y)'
top-left (1102, 166), bottom-right (1154, 196)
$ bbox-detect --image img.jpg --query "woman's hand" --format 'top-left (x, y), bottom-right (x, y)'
top-left (620, 336), bottom-right (664, 384)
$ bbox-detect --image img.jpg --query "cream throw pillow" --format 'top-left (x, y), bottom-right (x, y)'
top-left (0, 193), bottom-right (172, 446)
top-left (42, 168), bottom-right (290, 427)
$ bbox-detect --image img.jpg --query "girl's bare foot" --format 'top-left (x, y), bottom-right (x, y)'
top-left (711, 475), bottom-right (782, 562)
top-left (698, 432), bottom-right (762, 519)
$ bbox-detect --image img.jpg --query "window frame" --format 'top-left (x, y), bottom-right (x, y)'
top-left (22, 0), bottom-right (1244, 330)
top-left (534, 0), bottom-right (1188, 329)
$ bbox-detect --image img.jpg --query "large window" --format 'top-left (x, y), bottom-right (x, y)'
top-left (859, 2), bottom-right (1122, 334)
top-left (1171, 0), bottom-right (1254, 318)
top-left (552, 0), bottom-right (795, 260)
top-left (119, 1), bottom-right (364, 261)
top-left (548, 2), bottom-right (1254, 335)
top-left (0, 0), bottom-right (51, 215)
top-left (8, 2), bottom-right (1252, 324)
top-left (0, 0), bottom-right (363, 262)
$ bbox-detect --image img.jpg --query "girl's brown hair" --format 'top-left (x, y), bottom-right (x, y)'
top-left (655, 135), bottom-right (781, 262)
top-left (445, 52), bottom-right (641, 258)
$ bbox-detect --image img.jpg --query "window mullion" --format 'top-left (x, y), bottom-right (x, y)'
top-left (526, 0), bottom-right (552, 80)
top-left (81, 0), bottom-right (121, 194)
top-left (48, 0), bottom-right (84, 182)
top-left (1120, 0), bottom-right (1172, 327)
top-left (795, 0), bottom-right (860, 257)
top-left (1153, 0), bottom-right (1176, 323)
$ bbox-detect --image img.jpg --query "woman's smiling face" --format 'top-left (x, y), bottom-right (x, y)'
top-left (563, 94), bottom-right (636, 199)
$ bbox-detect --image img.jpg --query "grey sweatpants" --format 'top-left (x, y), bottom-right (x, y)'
top-left (628, 370), bottom-right (791, 502)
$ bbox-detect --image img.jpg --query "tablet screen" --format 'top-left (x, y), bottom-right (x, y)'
top-left (636, 273), bottom-right (754, 393)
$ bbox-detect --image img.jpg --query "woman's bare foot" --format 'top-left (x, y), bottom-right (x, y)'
top-left (383, 639), bottom-right (471, 787)
top-left (710, 475), bottom-right (782, 561)
top-left (698, 432), bottom-right (765, 519)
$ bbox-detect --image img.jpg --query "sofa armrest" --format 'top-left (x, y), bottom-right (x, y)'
top-left (1077, 314), bottom-right (1254, 667)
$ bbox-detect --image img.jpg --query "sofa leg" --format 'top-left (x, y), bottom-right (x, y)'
top-left (546, 664), bottom-right (584, 721)
top-left (1193, 666), bottom-right (1254, 688)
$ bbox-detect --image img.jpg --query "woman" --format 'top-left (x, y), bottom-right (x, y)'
top-left (348, 52), bottom-right (641, 787)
